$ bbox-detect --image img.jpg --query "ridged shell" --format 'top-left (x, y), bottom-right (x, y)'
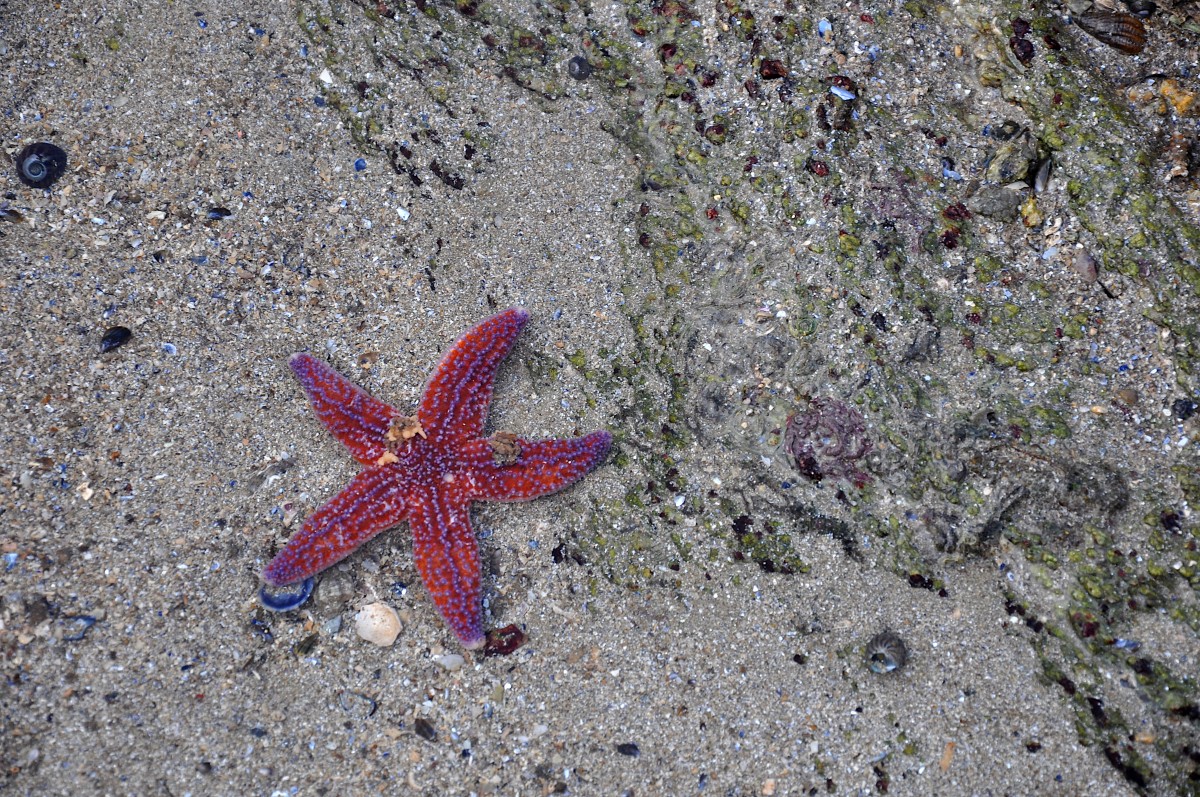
top-left (864, 630), bottom-right (909, 673)
top-left (1074, 9), bottom-right (1147, 54)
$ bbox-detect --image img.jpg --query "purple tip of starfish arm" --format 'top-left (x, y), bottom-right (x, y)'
top-left (465, 430), bottom-right (612, 502)
top-left (419, 307), bottom-right (531, 441)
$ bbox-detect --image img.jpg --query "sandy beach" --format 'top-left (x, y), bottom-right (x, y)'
top-left (3, 0), bottom-right (1198, 794)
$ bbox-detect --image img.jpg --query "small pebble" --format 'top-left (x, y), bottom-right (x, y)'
top-left (433, 653), bottom-right (466, 671)
top-left (354, 157), bottom-right (367, 171)
top-left (355, 602), bottom-right (402, 646)
top-left (315, 569), bottom-right (356, 609)
top-left (1070, 250), bottom-right (1099, 283)
top-left (1115, 388), bottom-right (1138, 406)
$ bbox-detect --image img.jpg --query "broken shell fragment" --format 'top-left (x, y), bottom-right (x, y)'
top-left (100, 325), bottom-right (133, 353)
top-left (259, 577), bottom-right (315, 612)
top-left (1163, 133), bottom-right (1190, 180)
top-left (1033, 158), bottom-right (1052, 194)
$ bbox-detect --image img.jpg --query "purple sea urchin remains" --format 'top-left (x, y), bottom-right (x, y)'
top-left (784, 398), bottom-right (873, 488)
top-left (15, 142), bottom-right (68, 189)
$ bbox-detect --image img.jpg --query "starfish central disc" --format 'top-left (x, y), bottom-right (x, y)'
top-left (261, 308), bottom-right (612, 650)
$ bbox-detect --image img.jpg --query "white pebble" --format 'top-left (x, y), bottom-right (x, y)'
top-left (355, 602), bottom-right (402, 647)
top-left (433, 653), bottom-right (465, 671)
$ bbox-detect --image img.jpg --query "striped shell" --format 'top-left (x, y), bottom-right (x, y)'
top-left (1074, 9), bottom-right (1147, 54)
top-left (864, 630), bottom-right (909, 674)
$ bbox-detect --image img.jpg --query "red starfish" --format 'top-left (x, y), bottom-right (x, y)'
top-left (261, 308), bottom-right (612, 649)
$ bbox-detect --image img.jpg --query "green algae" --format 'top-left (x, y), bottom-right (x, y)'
top-left (298, 0), bottom-right (1200, 788)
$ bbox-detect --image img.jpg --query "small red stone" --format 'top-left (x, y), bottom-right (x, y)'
top-left (760, 59), bottom-right (787, 79)
top-left (484, 624), bottom-right (527, 656)
top-left (942, 202), bottom-right (971, 221)
top-left (805, 158), bottom-right (829, 177)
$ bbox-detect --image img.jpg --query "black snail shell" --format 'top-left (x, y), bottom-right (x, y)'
top-left (15, 142), bottom-right (68, 189)
top-left (1123, 0), bottom-right (1155, 18)
top-left (567, 55), bottom-right (593, 81)
top-left (865, 630), bottom-right (909, 674)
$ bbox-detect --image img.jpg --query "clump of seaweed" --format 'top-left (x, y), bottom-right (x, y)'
top-left (784, 398), bottom-right (873, 488)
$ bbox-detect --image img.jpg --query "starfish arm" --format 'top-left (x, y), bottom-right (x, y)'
top-left (408, 486), bottom-right (486, 650)
top-left (463, 430), bottom-right (613, 502)
top-left (262, 466), bottom-right (408, 586)
top-left (289, 353), bottom-right (398, 466)
top-left (418, 308), bottom-right (529, 445)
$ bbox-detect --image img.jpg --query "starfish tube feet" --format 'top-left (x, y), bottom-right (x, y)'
top-left (262, 466), bottom-right (408, 587)
top-left (464, 431), bottom-right (613, 502)
top-left (409, 488), bottom-right (486, 649)
top-left (419, 308), bottom-right (529, 442)
top-left (289, 352), bottom-right (399, 466)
